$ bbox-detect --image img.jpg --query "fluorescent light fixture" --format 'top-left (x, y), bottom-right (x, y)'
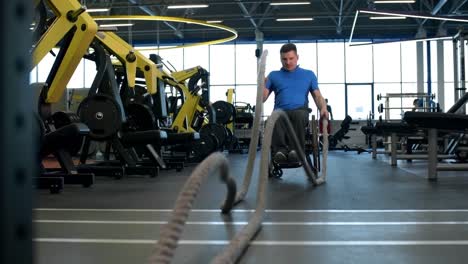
top-left (99, 23), bottom-right (134, 28)
top-left (167, 4), bottom-right (209, 9)
top-left (87, 8), bottom-right (110, 13)
top-left (349, 36), bottom-right (454, 47)
top-left (374, 0), bottom-right (415, 3)
top-left (270, 1), bottom-right (311, 5)
top-left (349, 9), bottom-right (468, 45)
top-left (206, 20), bottom-right (223, 23)
top-left (369, 16), bottom-right (407, 20)
top-left (276, 18), bottom-right (314, 21)
top-left (360, 9), bottom-right (468, 23)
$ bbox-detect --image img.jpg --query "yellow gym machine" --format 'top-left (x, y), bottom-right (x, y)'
top-left (32, 0), bottom-right (98, 192)
top-left (32, 0), bottom-right (97, 109)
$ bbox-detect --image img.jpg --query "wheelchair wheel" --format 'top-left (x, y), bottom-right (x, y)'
top-left (269, 164), bottom-right (283, 179)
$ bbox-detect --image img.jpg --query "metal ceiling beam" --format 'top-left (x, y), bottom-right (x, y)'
top-left (236, 0), bottom-right (258, 29)
top-left (257, 5), bottom-right (274, 28)
top-left (337, 0), bottom-right (344, 34)
top-left (420, 0), bottom-right (448, 26)
top-left (431, 0), bottom-right (448, 15)
top-left (127, 0), bottom-right (184, 38)
top-left (319, 0), bottom-right (337, 25)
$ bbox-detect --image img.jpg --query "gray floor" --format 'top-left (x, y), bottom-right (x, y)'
top-left (35, 151), bottom-right (468, 264)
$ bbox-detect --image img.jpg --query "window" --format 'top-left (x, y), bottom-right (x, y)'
top-left (401, 42), bottom-right (417, 82)
top-left (295, 42), bottom-right (317, 74)
top-left (319, 84), bottom-right (345, 120)
top-left (235, 44), bottom-right (257, 85)
top-left (317, 42), bottom-right (344, 83)
top-left (67, 59), bottom-right (85, 89)
top-left (374, 42), bottom-right (401, 82)
top-left (263, 43), bottom-right (283, 75)
top-left (345, 43), bottom-right (373, 83)
top-left (210, 85), bottom-right (232, 103)
top-left (184, 45), bottom-right (209, 70)
top-left (156, 46), bottom-right (184, 72)
top-left (210, 44), bottom-right (235, 85)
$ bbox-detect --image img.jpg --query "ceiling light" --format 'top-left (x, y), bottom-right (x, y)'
top-left (167, 4), bottom-right (209, 9)
top-left (349, 36), bottom-right (453, 47)
top-left (369, 16), bottom-right (407, 20)
top-left (360, 10), bottom-right (468, 23)
top-left (270, 1), bottom-right (311, 5)
top-left (87, 8), bottom-right (110, 13)
top-left (206, 20), bottom-right (223, 23)
top-left (276, 18), bottom-right (314, 21)
top-left (98, 23), bottom-right (134, 28)
top-left (374, 0), bottom-right (415, 3)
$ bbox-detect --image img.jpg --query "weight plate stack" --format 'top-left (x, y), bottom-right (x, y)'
top-left (212, 101), bottom-right (235, 125)
top-left (126, 103), bottom-right (157, 131)
top-left (200, 123), bottom-right (228, 149)
top-left (77, 94), bottom-right (122, 140)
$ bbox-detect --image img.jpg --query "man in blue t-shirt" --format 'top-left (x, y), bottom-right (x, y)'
top-left (263, 43), bottom-right (329, 163)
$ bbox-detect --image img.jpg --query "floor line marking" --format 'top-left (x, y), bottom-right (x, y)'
top-left (34, 220), bottom-right (468, 226)
top-left (34, 238), bottom-right (468, 246)
top-left (34, 208), bottom-right (468, 213)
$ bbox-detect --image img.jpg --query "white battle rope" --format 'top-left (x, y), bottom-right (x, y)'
top-left (147, 49), bottom-right (329, 264)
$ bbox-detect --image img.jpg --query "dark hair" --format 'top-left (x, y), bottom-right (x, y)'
top-left (280, 43), bottom-right (297, 54)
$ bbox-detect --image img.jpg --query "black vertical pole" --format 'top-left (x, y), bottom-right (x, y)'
top-left (0, 1), bottom-right (33, 264)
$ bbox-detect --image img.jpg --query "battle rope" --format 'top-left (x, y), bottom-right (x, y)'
top-left (234, 50), bottom-right (328, 202)
top-left (211, 110), bottom-right (313, 263)
top-left (147, 49), bottom-right (329, 264)
top-left (233, 50), bottom-right (268, 204)
top-left (147, 153), bottom-right (237, 264)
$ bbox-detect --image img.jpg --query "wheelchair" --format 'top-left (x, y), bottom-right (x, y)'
top-left (269, 115), bottom-right (321, 179)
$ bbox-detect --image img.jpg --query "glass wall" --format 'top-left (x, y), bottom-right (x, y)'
top-left (31, 39), bottom-right (460, 121)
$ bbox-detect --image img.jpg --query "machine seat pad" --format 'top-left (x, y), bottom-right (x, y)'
top-left (361, 125), bottom-right (379, 135)
top-left (121, 130), bottom-right (168, 145)
top-left (403, 112), bottom-right (468, 131)
top-left (375, 121), bottom-right (418, 135)
top-left (164, 131), bottom-right (200, 145)
top-left (41, 123), bottom-right (89, 156)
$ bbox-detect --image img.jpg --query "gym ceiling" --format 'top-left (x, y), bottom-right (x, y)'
top-left (84, 0), bottom-right (468, 44)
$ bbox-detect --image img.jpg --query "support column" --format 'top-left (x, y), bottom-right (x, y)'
top-left (255, 29), bottom-right (264, 59)
top-left (427, 128), bottom-right (438, 181)
top-left (417, 41), bottom-right (425, 94)
top-left (1, 1), bottom-right (33, 264)
top-left (437, 40), bottom-right (445, 111)
top-left (458, 34), bottom-right (466, 114)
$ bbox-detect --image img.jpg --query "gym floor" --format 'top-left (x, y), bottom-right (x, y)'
top-left (34, 151), bottom-right (468, 264)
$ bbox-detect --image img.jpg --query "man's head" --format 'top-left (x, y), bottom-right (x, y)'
top-left (280, 43), bottom-right (298, 71)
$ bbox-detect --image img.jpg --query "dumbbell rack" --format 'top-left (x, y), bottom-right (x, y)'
top-left (377, 93), bottom-right (436, 121)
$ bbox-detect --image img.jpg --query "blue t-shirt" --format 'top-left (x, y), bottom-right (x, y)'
top-left (266, 66), bottom-right (319, 110)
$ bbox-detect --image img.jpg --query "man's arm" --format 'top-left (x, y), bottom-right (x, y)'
top-left (263, 77), bottom-right (271, 102)
top-left (311, 89), bottom-right (329, 120)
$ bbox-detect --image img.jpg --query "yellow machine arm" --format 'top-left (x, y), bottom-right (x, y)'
top-left (226, 88), bottom-right (235, 133)
top-left (171, 67), bottom-right (205, 83)
top-left (32, 0), bottom-right (98, 103)
top-left (94, 31), bottom-right (158, 94)
top-left (168, 67), bottom-right (211, 133)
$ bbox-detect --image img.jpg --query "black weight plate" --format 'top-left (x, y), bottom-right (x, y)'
top-left (200, 123), bottom-right (227, 149)
top-left (192, 133), bottom-right (219, 160)
top-left (77, 94), bottom-right (122, 140)
top-left (212, 101), bottom-right (235, 124)
top-left (126, 103), bottom-right (156, 131)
